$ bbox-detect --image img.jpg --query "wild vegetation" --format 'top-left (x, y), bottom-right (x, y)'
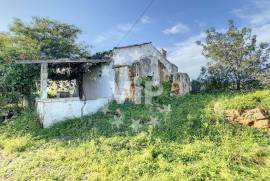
top-left (0, 17), bottom-right (269, 180)
top-left (0, 86), bottom-right (269, 180)
top-left (197, 21), bottom-right (270, 91)
top-left (0, 17), bottom-right (91, 114)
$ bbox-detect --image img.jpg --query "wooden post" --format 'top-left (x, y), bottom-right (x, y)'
top-left (40, 63), bottom-right (48, 99)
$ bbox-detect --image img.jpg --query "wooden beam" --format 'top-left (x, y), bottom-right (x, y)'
top-left (40, 63), bottom-right (48, 100)
top-left (16, 58), bottom-right (108, 64)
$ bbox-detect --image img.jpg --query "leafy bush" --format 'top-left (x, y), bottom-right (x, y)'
top-left (197, 21), bottom-right (270, 91)
top-left (0, 136), bottom-right (32, 153)
top-left (0, 90), bottom-right (269, 180)
top-left (0, 17), bottom-right (91, 110)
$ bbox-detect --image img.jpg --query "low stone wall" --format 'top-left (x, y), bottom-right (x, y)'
top-left (36, 97), bottom-right (110, 128)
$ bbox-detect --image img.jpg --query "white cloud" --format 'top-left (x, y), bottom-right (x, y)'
top-left (141, 16), bottom-right (152, 24)
top-left (94, 23), bottom-right (137, 45)
top-left (232, 0), bottom-right (270, 26)
top-left (253, 24), bottom-right (270, 43)
top-left (94, 16), bottom-right (152, 46)
top-left (167, 32), bottom-right (208, 79)
top-left (195, 20), bottom-right (207, 28)
top-left (94, 35), bottom-right (109, 44)
top-left (232, 0), bottom-right (270, 43)
top-left (166, 0), bottom-right (270, 80)
top-left (163, 22), bottom-right (190, 35)
top-left (116, 23), bottom-right (133, 32)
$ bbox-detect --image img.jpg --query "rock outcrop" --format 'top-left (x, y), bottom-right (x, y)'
top-left (224, 108), bottom-right (270, 129)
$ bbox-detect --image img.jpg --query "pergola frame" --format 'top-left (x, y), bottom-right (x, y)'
top-left (16, 59), bottom-right (107, 100)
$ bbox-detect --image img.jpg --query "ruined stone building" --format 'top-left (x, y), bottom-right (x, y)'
top-left (113, 42), bottom-right (190, 103)
top-left (19, 42), bottom-right (191, 128)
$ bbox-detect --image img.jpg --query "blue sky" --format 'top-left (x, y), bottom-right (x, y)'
top-left (0, 0), bottom-right (269, 79)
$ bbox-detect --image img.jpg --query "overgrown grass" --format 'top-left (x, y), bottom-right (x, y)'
top-left (0, 89), bottom-right (269, 180)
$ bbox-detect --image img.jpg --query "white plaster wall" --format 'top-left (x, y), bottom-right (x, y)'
top-left (113, 44), bottom-right (157, 66)
top-left (83, 62), bottom-right (115, 100)
top-left (112, 44), bottom-right (160, 85)
top-left (112, 44), bottom-right (180, 100)
top-left (114, 66), bottom-right (130, 103)
top-left (37, 97), bottom-right (109, 128)
top-left (112, 43), bottom-right (178, 74)
top-left (112, 44), bottom-right (178, 102)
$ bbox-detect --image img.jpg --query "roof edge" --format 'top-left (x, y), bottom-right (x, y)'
top-left (113, 42), bottom-right (152, 50)
top-left (15, 58), bottom-right (109, 64)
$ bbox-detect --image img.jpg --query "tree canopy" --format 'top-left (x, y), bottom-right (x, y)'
top-left (0, 17), bottom-right (91, 109)
top-left (197, 21), bottom-right (270, 90)
top-left (9, 17), bottom-right (90, 60)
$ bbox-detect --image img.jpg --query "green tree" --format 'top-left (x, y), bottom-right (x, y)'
top-left (257, 65), bottom-right (270, 86)
top-left (0, 17), bottom-right (91, 110)
top-left (0, 33), bottom-right (39, 109)
top-left (10, 17), bottom-right (90, 59)
top-left (197, 21), bottom-right (270, 90)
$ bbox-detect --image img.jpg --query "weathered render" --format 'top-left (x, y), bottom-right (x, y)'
top-left (36, 98), bottom-right (109, 128)
top-left (18, 59), bottom-right (112, 128)
top-left (17, 42), bottom-right (191, 128)
top-left (171, 73), bottom-right (191, 96)
top-left (112, 42), bottom-right (189, 103)
top-left (82, 62), bottom-right (115, 100)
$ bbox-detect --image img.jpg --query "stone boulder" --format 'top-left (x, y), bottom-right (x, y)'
top-left (224, 108), bottom-right (270, 129)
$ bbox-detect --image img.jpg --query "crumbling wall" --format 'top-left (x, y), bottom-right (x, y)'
top-left (113, 43), bottom-right (190, 103)
top-left (112, 43), bottom-right (177, 75)
top-left (114, 65), bottom-right (130, 103)
top-left (113, 44), bottom-right (175, 102)
top-left (171, 73), bottom-right (191, 96)
top-left (158, 60), bottom-right (174, 82)
top-left (82, 62), bottom-right (114, 100)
